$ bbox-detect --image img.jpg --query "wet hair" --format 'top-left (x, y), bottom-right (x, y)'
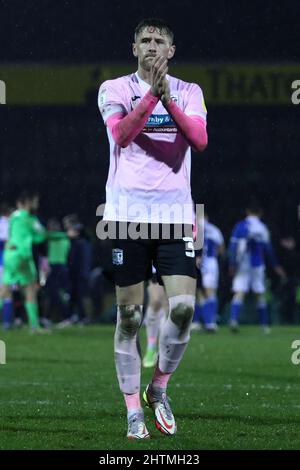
top-left (47, 218), bottom-right (62, 231)
top-left (63, 213), bottom-right (90, 240)
top-left (16, 190), bottom-right (39, 205)
top-left (63, 214), bottom-right (82, 231)
top-left (246, 199), bottom-right (262, 215)
top-left (134, 18), bottom-right (174, 43)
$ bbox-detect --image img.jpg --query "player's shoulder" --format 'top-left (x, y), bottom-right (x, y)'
top-left (259, 220), bottom-right (270, 236)
top-left (205, 220), bottom-right (216, 234)
top-left (207, 221), bottom-right (218, 231)
top-left (11, 209), bottom-right (25, 219)
top-left (235, 219), bottom-right (245, 228)
top-left (99, 73), bottom-right (137, 92)
top-left (10, 210), bottom-right (31, 228)
top-left (249, 216), bottom-right (268, 232)
top-left (168, 74), bottom-right (204, 94)
top-left (232, 219), bottom-right (247, 235)
top-left (211, 223), bottom-right (223, 240)
top-left (211, 223), bottom-right (224, 243)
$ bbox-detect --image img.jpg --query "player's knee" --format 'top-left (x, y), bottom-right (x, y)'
top-left (170, 297), bottom-right (195, 333)
top-left (257, 297), bottom-right (267, 308)
top-left (233, 292), bottom-right (244, 302)
top-left (1, 285), bottom-right (11, 299)
top-left (118, 304), bottom-right (142, 338)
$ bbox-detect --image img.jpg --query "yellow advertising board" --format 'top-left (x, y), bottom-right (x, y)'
top-left (0, 63), bottom-right (299, 105)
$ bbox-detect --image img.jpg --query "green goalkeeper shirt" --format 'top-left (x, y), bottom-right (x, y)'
top-left (47, 232), bottom-right (70, 265)
top-left (6, 209), bottom-right (46, 259)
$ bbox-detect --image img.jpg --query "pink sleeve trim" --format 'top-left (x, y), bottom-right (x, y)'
top-left (165, 100), bottom-right (208, 152)
top-left (106, 90), bottom-right (159, 147)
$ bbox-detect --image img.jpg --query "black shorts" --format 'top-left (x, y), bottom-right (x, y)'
top-left (110, 223), bottom-right (197, 287)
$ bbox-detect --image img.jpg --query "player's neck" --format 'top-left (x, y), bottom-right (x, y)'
top-left (137, 67), bottom-right (151, 85)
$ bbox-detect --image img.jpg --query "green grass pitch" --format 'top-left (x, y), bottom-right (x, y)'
top-left (0, 325), bottom-right (300, 450)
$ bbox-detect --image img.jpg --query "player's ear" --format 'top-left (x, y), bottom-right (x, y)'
top-left (132, 43), bottom-right (138, 58)
top-left (167, 44), bottom-right (176, 60)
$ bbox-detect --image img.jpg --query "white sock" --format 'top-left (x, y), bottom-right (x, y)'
top-left (158, 295), bottom-right (195, 373)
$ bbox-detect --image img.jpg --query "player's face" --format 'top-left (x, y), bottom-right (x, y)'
top-left (133, 27), bottom-right (175, 71)
top-left (29, 196), bottom-right (39, 212)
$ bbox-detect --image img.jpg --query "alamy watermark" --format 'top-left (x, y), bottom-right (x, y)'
top-left (96, 200), bottom-right (204, 250)
top-left (0, 80), bottom-right (6, 104)
top-left (291, 80), bottom-right (300, 105)
top-left (291, 340), bottom-right (300, 365)
top-left (0, 340), bottom-right (6, 365)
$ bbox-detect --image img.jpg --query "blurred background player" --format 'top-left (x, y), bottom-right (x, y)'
top-left (44, 218), bottom-right (71, 324)
top-left (193, 213), bottom-right (225, 332)
top-left (58, 214), bottom-right (92, 326)
top-left (0, 202), bottom-right (13, 320)
top-left (142, 266), bottom-right (168, 368)
top-left (1, 191), bottom-right (48, 332)
top-left (228, 201), bottom-right (286, 333)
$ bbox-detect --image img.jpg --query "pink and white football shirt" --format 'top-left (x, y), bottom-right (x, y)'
top-left (98, 72), bottom-right (207, 224)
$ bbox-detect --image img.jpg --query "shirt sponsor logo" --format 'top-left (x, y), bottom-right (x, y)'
top-left (143, 114), bottom-right (177, 133)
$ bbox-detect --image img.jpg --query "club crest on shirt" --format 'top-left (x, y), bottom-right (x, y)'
top-left (112, 248), bottom-right (124, 265)
top-left (170, 94), bottom-right (178, 104)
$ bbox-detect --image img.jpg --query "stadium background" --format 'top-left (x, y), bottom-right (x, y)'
top-left (0, 0), bottom-right (300, 323)
top-left (2, 0), bottom-right (300, 453)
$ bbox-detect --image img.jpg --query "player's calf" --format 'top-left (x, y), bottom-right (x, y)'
top-left (158, 295), bottom-right (195, 374)
top-left (114, 304), bottom-right (143, 395)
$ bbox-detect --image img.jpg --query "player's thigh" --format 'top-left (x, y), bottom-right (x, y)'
top-left (0, 283), bottom-right (11, 298)
top-left (251, 267), bottom-right (266, 294)
top-left (19, 259), bottom-right (38, 287)
top-left (2, 252), bottom-right (35, 286)
top-left (162, 274), bottom-right (196, 298)
top-left (232, 271), bottom-right (249, 294)
top-left (201, 259), bottom-right (218, 288)
top-left (202, 271), bottom-right (218, 290)
top-left (116, 281), bottom-right (144, 305)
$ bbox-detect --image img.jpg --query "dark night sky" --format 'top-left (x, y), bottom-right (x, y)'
top-left (1, 0), bottom-right (299, 62)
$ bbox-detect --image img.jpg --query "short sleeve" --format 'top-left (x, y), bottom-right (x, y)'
top-left (98, 80), bottom-right (127, 124)
top-left (31, 216), bottom-right (47, 244)
top-left (184, 83), bottom-right (207, 121)
top-left (230, 222), bottom-right (247, 241)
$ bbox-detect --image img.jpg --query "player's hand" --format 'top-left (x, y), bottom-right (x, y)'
top-left (150, 56), bottom-right (168, 97)
top-left (195, 256), bottom-right (201, 270)
top-left (161, 78), bottom-right (171, 105)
